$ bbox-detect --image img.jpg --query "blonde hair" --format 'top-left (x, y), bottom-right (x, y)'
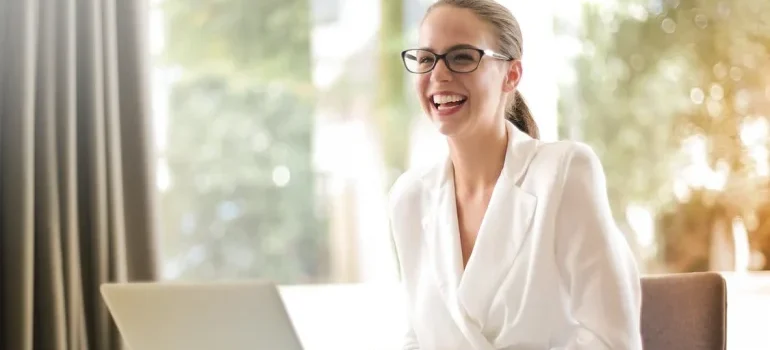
top-left (426, 0), bottom-right (539, 139)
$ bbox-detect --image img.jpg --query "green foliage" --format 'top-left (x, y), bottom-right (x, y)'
top-left (378, 0), bottom-right (411, 186)
top-left (560, 1), bottom-right (687, 220)
top-left (159, 0), bottom-right (327, 283)
top-left (160, 0), bottom-right (312, 82)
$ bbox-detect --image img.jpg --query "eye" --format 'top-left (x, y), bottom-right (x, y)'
top-left (447, 49), bottom-right (481, 65)
top-left (451, 54), bottom-right (475, 63)
top-left (418, 56), bottom-right (435, 65)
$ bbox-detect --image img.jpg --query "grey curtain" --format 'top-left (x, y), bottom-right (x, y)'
top-left (0, 0), bottom-right (160, 349)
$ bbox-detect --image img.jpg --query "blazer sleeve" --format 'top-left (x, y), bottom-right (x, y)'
top-left (387, 183), bottom-right (421, 350)
top-left (402, 328), bottom-right (420, 350)
top-left (392, 224), bottom-right (420, 350)
top-left (392, 239), bottom-right (421, 350)
top-left (552, 143), bottom-right (643, 350)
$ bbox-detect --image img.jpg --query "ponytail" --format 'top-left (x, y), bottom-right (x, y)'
top-left (505, 90), bottom-right (539, 139)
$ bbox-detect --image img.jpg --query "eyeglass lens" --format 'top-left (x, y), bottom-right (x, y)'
top-left (402, 48), bottom-right (482, 73)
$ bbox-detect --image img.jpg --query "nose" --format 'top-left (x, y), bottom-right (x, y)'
top-left (430, 59), bottom-right (453, 82)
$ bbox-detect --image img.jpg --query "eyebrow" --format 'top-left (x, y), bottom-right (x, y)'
top-left (418, 43), bottom-right (477, 52)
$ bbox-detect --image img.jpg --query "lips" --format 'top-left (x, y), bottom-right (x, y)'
top-left (431, 93), bottom-right (468, 110)
top-left (430, 92), bottom-right (468, 110)
top-left (429, 92), bottom-right (468, 117)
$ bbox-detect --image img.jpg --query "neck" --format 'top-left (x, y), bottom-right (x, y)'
top-left (448, 122), bottom-right (508, 193)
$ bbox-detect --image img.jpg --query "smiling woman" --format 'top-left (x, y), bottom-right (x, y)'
top-left (402, 1), bottom-right (539, 141)
top-left (390, 0), bottom-right (642, 349)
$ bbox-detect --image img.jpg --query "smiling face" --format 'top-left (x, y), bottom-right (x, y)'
top-left (415, 5), bottom-right (520, 137)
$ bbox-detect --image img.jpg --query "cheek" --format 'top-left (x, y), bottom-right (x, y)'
top-left (414, 75), bottom-right (431, 109)
top-left (414, 74), bottom-right (429, 94)
top-left (468, 74), bottom-right (502, 110)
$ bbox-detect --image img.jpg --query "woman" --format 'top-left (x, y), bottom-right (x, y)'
top-left (388, 1), bottom-right (643, 349)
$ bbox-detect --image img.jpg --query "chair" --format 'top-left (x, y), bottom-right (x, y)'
top-left (641, 272), bottom-right (727, 350)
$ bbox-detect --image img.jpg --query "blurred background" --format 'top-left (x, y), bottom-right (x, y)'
top-left (147, 0), bottom-right (770, 348)
top-left (151, 0), bottom-right (770, 283)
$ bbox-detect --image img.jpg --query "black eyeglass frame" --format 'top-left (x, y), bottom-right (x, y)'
top-left (400, 47), bottom-right (513, 74)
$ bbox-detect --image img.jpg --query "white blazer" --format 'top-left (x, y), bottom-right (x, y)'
top-left (388, 121), bottom-right (642, 350)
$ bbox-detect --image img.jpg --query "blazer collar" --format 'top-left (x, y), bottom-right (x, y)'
top-left (419, 121), bottom-right (539, 190)
top-left (418, 121), bottom-right (540, 345)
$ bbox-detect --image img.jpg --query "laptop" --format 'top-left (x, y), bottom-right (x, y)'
top-left (101, 280), bottom-right (304, 350)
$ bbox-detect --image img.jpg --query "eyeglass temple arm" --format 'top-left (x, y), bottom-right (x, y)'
top-left (483, 49), bottom-right (512, 61)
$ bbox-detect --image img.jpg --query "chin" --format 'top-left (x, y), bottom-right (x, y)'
top-left (431, 115), bottom-right (468, 137)
top-left (426, 108), bottom-right (471, 136)
top-left (433, 123), bottom-right (456, 136)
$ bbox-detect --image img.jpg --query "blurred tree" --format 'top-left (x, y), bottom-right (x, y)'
top-left (752, 199), bottom-right (770, 269)
top-left (158, 0), bottom-right (328, 283)
top-left (560, 0), bottom-right (770, 272)
top-left (558, 1), bottom-right (688, 267)
top-left (378, 0), bottom-right (411, 185)
top-left (651, 0), bottom-right (770, 272)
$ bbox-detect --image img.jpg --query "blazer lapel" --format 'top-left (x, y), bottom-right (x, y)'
top-left (422, 159), bottom-right (463, 294)
top-left (422, 155), bottom-right (497, 349)
top-left (456, 122), bottom-right (540, 327)
top-left (420, 121), bottom-right (540, 348)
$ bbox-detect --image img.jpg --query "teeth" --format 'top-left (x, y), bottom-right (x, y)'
top-left (432, 94), bottom-right (466, 104)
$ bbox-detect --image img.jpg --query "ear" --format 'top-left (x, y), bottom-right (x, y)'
top-left (502, 60), bottom-right (522, 93)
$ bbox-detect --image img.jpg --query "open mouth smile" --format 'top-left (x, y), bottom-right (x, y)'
top-left (431, 93), bottom-right (467, 117)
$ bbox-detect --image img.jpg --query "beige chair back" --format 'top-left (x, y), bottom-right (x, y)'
top-left (641, 272), bottom-right (727, 350)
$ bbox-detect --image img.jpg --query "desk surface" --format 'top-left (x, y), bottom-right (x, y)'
top-left (279, 273), bottom-right (770, 350)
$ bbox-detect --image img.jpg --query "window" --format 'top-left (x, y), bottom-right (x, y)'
top-left (311, 0), bottom-right (342, 25)
top-left (149, 0), bottom-right (770, 347)
top-left (151, 0), bottom-right (562, 285)
top-left (151, 0), bottom-right (333, 283)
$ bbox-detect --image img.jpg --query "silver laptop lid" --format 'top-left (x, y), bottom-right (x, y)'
top-left (101, 280), bottom-right (304, 350)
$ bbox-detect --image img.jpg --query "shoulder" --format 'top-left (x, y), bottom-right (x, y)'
top-left (387, 168), bottom-right (423, 211)
top-left (532, 140), bottom-right (600, 166)
top-left (530, 140), bottom-right (605, 184)
top-left (387, 157), bottom-right (448, 224)
top-left (387, 161), bottom-right (436, 216)
top-left (558, 141), bottom-right (606, 186)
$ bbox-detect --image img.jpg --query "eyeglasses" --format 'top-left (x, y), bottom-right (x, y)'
top-left (400, 47), bottom-right (512, 74)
